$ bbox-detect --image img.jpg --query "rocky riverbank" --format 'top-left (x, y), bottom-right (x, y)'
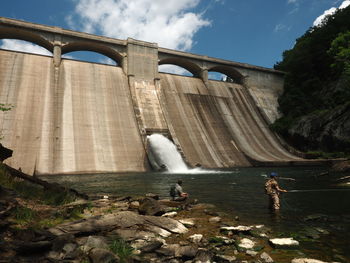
top-left (0, 184), bottom-right (344, 263)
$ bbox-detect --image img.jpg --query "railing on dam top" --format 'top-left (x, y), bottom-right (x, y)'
top-left (0, 16), bottom-right (284, 83)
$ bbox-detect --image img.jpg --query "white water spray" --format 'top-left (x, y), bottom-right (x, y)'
top-left (147, 134), bottom-right (219, 174)
top-left (147, 134), bottom-right (189, 173)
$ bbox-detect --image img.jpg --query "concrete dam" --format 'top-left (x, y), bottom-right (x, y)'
top-left (0, 17), bottom-right (303, 175)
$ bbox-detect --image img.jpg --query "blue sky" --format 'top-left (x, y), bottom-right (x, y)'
top-left (1, 0), bottom-right (349, 75)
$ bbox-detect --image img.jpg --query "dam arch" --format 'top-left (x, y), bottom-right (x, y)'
top-left (62, 42), bottom-right (123, 66)
top-left (208, 65), bottom-right (244, 84)
top-left (0, 27), bottom-right (53, 53)
top-left (158, 57), bottom-right (202, 78)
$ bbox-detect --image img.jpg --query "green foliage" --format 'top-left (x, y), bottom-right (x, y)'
top-left (109, 237), bottom-right (134, 263)
top-left (0, 103), bottom-right (12, 112)
top-left (14, 206), bottom-right (37, 224)
top-left (273, 6), bottom-right (350, 150)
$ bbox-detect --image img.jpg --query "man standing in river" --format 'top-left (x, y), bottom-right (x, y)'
top-left (265, 172), bottom-right (287, 210)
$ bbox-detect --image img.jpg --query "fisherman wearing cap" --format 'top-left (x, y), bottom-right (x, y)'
top-left (265, 172), bottom-right (287, 210)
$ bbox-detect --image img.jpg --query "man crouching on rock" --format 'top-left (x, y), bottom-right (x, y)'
top-left (265, 172), bottom-right (287, 210)
top-left (170, 180), bottom-right (189, 201)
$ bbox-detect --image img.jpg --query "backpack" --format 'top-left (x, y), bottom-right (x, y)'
top-left (169, 185), bottom-right (176, 198)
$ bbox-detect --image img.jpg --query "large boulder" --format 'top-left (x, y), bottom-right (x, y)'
top-left (138, 197), bottom-right (164, 216)
top-left (287, 103), bottom-right (350, 153)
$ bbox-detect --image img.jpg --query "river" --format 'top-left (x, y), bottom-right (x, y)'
top-left (41, 166), bottom-right (350, 262)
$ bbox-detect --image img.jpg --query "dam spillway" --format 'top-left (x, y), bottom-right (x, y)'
top-left (0, 17), bottom-right (303, 175)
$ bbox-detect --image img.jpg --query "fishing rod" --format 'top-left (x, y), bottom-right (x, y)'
top-left (288, 189), bottom-right (350, 193)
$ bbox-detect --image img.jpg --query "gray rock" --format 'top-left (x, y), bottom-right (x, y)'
top-left (52, 233), bottom-right (76, 251)
top-left (89, 248), bottom-right (119, 263)
top-left (113, 229), bottom-right (156, 241)
top-left (84, 236), bottom-right (109, 250)
top-left (260, 252), bottom-right (274, 263)
top-left (138, 197), bottom-right (164, 216)
top-left (291, 258), bottom-right (337, 263)
top-left (269, 237), bottom-right (299, 249)
top-left (194, 248), bottom-right (212, 262)
top-left (214, 254), bottom-right (236, 262)
top-left (140, 240), bottom-right (163, 253)
top-left (188, 234), bottom-right (203, 244)
top-left (209, 216), bottom-right (221, 223)
top-left (238, 238), bottom-right (256, 249)
top-left (176, 245), bottom-right (198, 258)
top-left (246, 249), bottom-right (258, 256)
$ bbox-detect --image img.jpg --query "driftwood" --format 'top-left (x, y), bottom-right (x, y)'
top-left (1, 164), bottom-right (88, 200)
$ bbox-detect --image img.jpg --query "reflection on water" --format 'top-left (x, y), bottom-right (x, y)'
top-left (41, 166), bottom-right (350, 261)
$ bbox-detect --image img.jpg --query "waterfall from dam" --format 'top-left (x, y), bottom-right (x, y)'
top-left (147, 134), bottom-right (190, 173)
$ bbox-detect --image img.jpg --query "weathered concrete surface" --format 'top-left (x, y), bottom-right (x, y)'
top-left (159, 74), bottom-right (301, 168)
top-left (0, 50), bottom-right (146, 174)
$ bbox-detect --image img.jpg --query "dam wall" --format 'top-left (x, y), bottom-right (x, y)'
top-left (0, 50), bottom-right (146, 174)
top-left (0, 17), bottom-right (303, 175)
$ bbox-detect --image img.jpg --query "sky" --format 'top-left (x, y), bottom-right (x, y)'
top-left (0, 0), bottom-right (349, 76)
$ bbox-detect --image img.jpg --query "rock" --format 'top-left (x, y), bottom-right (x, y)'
top-left (288, 103), bottom-right (350, 153)
top-left (49, 211), bottom-right (187, 237)
top-left (214, 254), bottom-right (237, 262)
top-left (143, 215), bottom-right (188, 234)
top-left (269, 237), bottom-right (299, 248)
top-left (260, 252), bottom-right (274, 263)
top-left (145, 193), bottom-right (159, 200)
top-left (84, 236), bottom-right (109, 250)
top-left (246, 249), bottom-right (258, 256)
top-left (188, 234), bottom-right (203, 244)
top-left (138, 197), bottom-right (164, 216)
top-left (113, 229), bottom-right (155, 241)
top-left (179, 218), bottom-right (195, 227)
top-left (220, 225), bottom-right (252, 234)
top-left (140, 240), bottom-right (163, 253)
top-left (162, 211), bottom-right (178, 217)
top-left (89, 248), bottom-right (119, 263)
top-left (176, 245), bottom-right (198, 258)
top-left (238, 238), bottom-right (255, 249)
top-left (209, 216), bottom-right (221, 223)
top-left (194, 249), bottom-right (212, 262)
top-left (129, 201), bottom-right (140, 209)
top-left (291, 258), bottom-right (336, 263)
top-left (143, 224), bottom-right (172, 237)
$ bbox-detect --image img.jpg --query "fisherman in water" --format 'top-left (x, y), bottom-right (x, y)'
top-left (265, 172), bottom-right (288, 210)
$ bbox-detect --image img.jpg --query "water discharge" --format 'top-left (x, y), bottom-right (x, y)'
top-left (147, 134), bottom-right (215, 174)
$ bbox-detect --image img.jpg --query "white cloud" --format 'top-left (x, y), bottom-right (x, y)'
top-left (287, 0), bottom-right (298, 4)
top-left (0, 39), bottom-right (52, 56)
top-left (158, 64), bottom-right (191, 75)
top-left (67, 0), bottom-right (210, 51)
top-left (274, 23), bottom-right (291, 32)
top-left (313, 0), bottom-right (350, 27)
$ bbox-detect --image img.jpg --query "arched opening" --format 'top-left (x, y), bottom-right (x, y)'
top-left (0, 27), bottom-right (53, 55)
top-left (159, 58), bottom-right (201, 77)
top-left (0, 39), bottom-right (52, 56)
top-left (159, 64), bottom-right (192, 76)
top-left (208, 66), bottom-right (244, 84)
top-left (62, 42), bottom-right (122, 66)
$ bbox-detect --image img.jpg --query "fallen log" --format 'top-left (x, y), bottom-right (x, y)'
top-left (1, 164), bottom-right (88, 200)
